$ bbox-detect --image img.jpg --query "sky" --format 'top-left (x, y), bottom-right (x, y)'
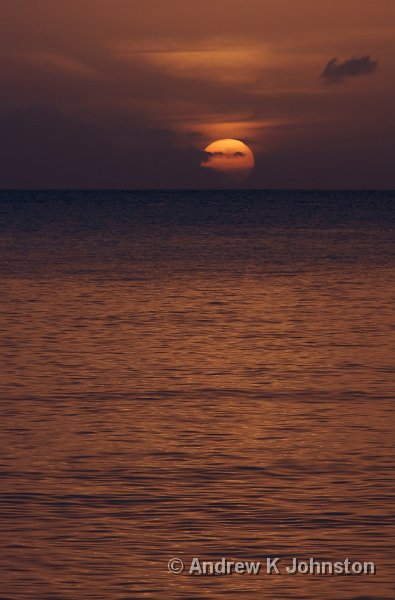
top-left (0, 0), bottom-right (394, 189)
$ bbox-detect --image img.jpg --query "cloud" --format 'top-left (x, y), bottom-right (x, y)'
top-left (321, 55), bottom-right (378, 83)
top-left (27, 52), bottom-right (99, 79)
top-left (205, 151), bottom-right (246, 158)
top-left (0, 107), bottom-right (219, 188)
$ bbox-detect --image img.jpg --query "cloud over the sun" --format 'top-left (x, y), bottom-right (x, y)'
top-left (321, 55), bottom-right (378, 83)
top-left (204, 151), bottom-right (246, 158)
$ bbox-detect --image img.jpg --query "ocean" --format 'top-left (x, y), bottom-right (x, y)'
top-left (0, 190), bottom-right (394, 599)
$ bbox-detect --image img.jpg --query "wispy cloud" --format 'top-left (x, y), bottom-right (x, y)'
top-left (26, 52), bottom-right (99, 79)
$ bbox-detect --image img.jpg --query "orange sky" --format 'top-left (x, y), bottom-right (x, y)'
top-left (0, 0), bottom-right (394, 188)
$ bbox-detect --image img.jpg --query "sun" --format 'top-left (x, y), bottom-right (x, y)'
top-left (201, 139), bottom-right (255, 181)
